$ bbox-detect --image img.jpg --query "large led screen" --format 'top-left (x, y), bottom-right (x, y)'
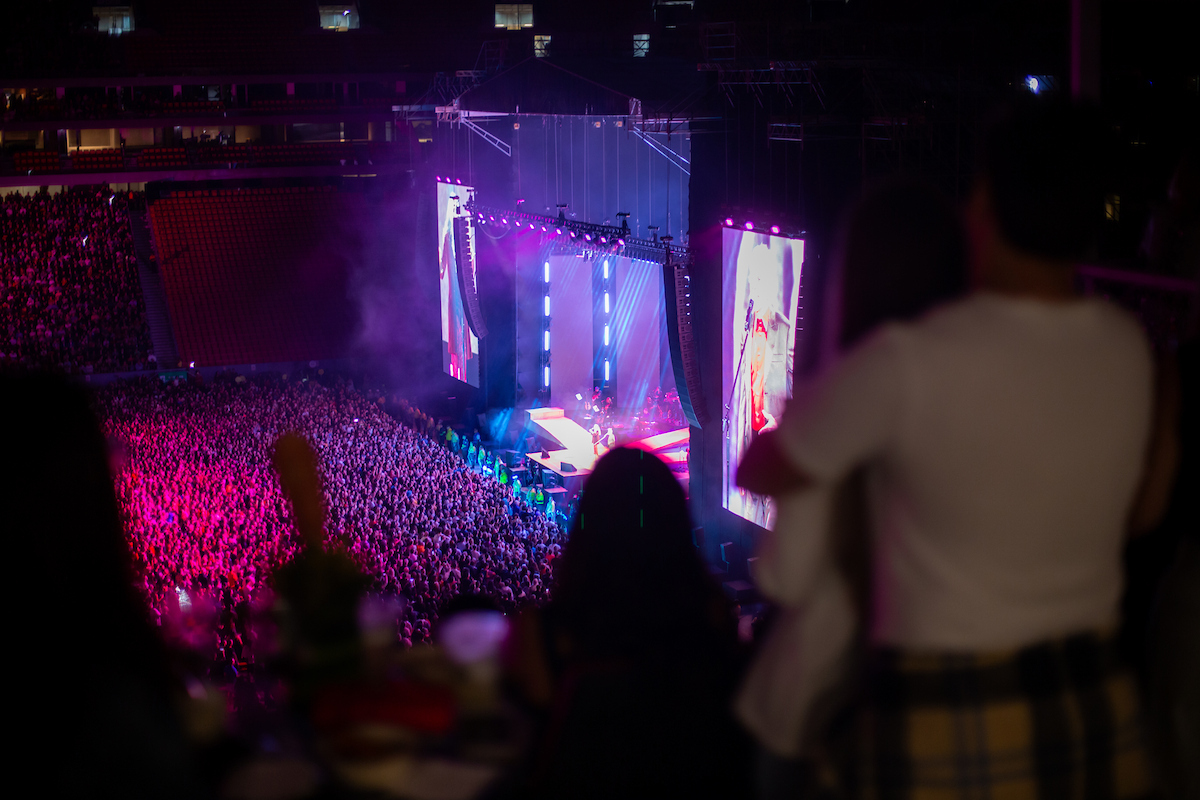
top-left (438, 181), bottom-right (480, 386)
top-left (721, 229), bottom-right (804, 528)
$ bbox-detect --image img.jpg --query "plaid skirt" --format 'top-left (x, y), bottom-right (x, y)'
top-left (836, 631), bottom-right (1154, 800)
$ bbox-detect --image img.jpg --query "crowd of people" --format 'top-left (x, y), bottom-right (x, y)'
top-left (94, 370), bottom-right (567, 670)
top-left (1, 187), bottom-right (154, 373)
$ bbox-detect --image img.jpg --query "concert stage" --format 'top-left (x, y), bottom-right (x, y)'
top-left (524, 407), bottom-right (689, 499)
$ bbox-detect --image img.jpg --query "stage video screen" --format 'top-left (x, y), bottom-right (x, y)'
top-left (722, 229), bottom-right (804, 528)
top-left (438, 181), bottom-right (480, 386)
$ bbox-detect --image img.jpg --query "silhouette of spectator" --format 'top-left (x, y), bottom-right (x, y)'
top-left (740, 101), bottom-right (1158, 799)
top-left (510, 447), bottom-right (751, 800)
top-left (4, 370), bottom-right (203, 797)
top-left (737, 177), bottom-right (967, 795)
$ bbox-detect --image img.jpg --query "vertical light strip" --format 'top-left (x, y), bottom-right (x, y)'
top-left (604, 359), bottom-right (610, 381)
top-left (544, 295), bottom-right (550, 316)
top-left (544, 366), bottom-right (550, 387)
top-left (603, 324), bottom-right (609, 346)
top-left (544, 261), bottom-right (550, 283)
top-left (604, 292), bottom-right (610, 314)
top-left (544, 330), bottom-right (550, 351)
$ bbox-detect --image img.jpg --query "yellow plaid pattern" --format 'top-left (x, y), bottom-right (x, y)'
top-left (847, 632), bottom-right (1154, 800)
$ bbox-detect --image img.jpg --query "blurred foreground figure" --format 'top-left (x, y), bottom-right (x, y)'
top-left (509, 447), bottom-right (751, 799)
top-left (736, 178), bottom-right (967, 796)
top-left (3, 371), bottom-right (203, 798)
top-left (271, 432), bottom-right (368, 707)
top-left (740, 102), bottom-right (1164, 798)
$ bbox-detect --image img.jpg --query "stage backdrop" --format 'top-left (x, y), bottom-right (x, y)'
top-left (721, 229), bottom-right (804, 529)
top-left (437, 181), bottom-right (480, 387)
top-left (548, 253), bottom-right (594, 410)
top-left (611, 255), bottom-right (669, 412)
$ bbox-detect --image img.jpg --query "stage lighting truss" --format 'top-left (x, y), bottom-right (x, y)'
top-left (720, 214), bottom-right (806, 241)
top-left (467, 202), bottom-right (691, 267)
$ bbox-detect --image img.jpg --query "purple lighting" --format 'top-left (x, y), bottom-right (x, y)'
top-left (725, 217), bottom-right (734, 226)
top-left (745, 221), bottom-right (754, 231)
top-left (771, 225), bottom-right (781, 234)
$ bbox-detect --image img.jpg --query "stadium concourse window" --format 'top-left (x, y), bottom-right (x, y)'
top-left (319, 3), bottom-right (360, 30)
top-left (633, 33), bottom-right (650, 57)
top-left (495, 4), bottom-right (533, 30)
top-left (534, 35), bottom-right (551, 58)
top-left (93, 6), bottom-right (134, 35)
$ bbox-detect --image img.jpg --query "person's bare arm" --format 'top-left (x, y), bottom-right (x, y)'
top-left (736, 430), bottom-right (813, 497)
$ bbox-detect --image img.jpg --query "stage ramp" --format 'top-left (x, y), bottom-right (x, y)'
top-left (526, 407), bottom-right (595, 453)
top-left (524, 408), bottom-right (689, 496)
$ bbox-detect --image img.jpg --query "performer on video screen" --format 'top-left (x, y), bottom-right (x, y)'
top-left (440, 227), bottom-right (473, 381)
top-left (729, 243), bottom-right (793, 528)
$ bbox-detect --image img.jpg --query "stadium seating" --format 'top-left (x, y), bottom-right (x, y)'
top-left (71, 148), bottom-right (125, 171)
top-left (148, 186), bottom-right (364, 366)
top-left (13, 150), bottom-right (63, 174)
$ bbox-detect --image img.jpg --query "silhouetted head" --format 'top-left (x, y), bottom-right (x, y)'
top-left (554, 448), bottom-right (733, 663)
top-left (978, 100), bottom-right (1109, 263)
top-left (839, 177), bottom-right (967, 348)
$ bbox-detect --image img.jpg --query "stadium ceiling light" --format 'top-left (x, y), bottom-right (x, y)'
top-left (745, 221), bottom-right (754, 231)
top-left (771, 225), bottom-right (780, 234)
top-left (724, 217), bottom-right (733, 226)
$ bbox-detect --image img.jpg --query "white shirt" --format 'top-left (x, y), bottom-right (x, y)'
top-left (778, 293), bottom-right (1153, 651)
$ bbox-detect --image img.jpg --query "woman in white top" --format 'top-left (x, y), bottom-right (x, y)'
top-left (739, 102), bottom-right (1164, 800)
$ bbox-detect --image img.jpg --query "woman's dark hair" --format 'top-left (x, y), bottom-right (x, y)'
top-left (839, 176), bottom-right (967, 348)
top-left (552, 447), bottom-right (735, 663)
top-left (981, 99), bottom-right (1108, 262)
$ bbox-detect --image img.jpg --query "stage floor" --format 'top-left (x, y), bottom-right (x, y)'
top-left (526, 407), bottom-right (688, 484)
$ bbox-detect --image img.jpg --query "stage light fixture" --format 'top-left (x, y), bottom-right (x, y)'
top-left (544, 331), bottom-right (550, 351)
top-left (544, 296), bottom-right (550, 316)
top-left (544, 366), bottom-right (550, 387)
top-left (604, 292), bottom-right (610, 314)
top-left (603, 260), bottom-right (609, 279)
top-left (745, 221), bottom-right (754, 231)
top-left (604, 360), bottom-right (610, 381)
top-left (1026, 75), bottom-right (1040, 94)
top-left (725, 217), bottom-right (733, 226)
top-left (544, 261), bottom-right (550, 282)
top-left (555, 228), bottom-right (562, 235)
top-left (604, 324), bottom-right (609, 345)
top-left (771, 225), bottom-right (781, 234)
